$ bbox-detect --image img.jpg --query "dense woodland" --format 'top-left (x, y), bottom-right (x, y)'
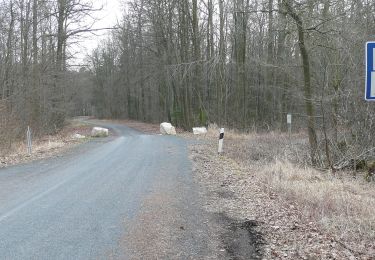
top-left (1, 0), bottom-right (375, 168)
top-left (0, 0), bottom-right (95, 147)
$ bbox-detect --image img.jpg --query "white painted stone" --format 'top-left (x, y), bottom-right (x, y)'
top-left (72, 133), bottom-right (86, 139)
top-left (91, 127), bottom-right (109, 137)
top-left (160, 122), bottom-right (176, 135)
top-left (192, 127), bottom-right (207, 135)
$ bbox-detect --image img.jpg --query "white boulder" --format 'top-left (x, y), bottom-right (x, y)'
top-left (91, 127), bottom-right (109, 137)
top-left (72, 133), bottom-right (86, 139)
top-left (160, 122), bottom-right (176, 135)
top-left (192, 127), bottom-right (207, 135)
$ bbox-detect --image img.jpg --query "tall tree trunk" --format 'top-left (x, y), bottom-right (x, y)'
top-left (57, 0), bottom-right (66, 72)
top-left (31, 0), bottom-right (40, 128)
top-left (234, 0), bottom-right (248, 128)
top-left (206, 0), bottom-right (214, 117)
top-left (192, 0), bottom-right (202, 123)
top-left (218, 0), bottom-right (226, 126)
top-left (277, 0), bottom-right (288, 131)
top-left (32, 0), bottom-right (38, 66)
top-left (3, 1), bottom-right (15, 99)
top-left (283, 0), bottom-right (318, 165)
top-left (266, 0), bottom-right (274, 125)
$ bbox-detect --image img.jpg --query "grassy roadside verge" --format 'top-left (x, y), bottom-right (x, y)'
top-left (0, 119), bottom-right (92, 168)
top-left (188, 126), bottom-right (375, 259)
top-left (0, 118), bottom-right (163, 168)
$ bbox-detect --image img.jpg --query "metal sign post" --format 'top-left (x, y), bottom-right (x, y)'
top-left (365, 42), bottom-right (375, 101)
top-left (287, 113), bottom-right (292, 136)
top-left (26, 126), bottom-right (32, 155)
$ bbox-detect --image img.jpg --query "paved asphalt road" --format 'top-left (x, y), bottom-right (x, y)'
top-left (0, 121), bottom-right (213, 259)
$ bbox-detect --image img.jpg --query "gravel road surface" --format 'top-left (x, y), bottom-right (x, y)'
top-left (0, 121), bottom-right (218, 259)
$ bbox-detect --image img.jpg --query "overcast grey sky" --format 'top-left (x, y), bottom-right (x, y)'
top-left (71, 0), bottom-right (123, 66)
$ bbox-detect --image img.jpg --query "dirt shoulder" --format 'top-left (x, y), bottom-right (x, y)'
top-left (0, 119), bottom-right (93, 168)
top-left (188, 127), bottom-right (375, 259)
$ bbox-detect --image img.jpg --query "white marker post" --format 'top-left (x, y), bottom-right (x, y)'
top-left (218, 128), bottom-right (224, 154)
top-left (26, 126), bottom-right (32, 155)
top-left (287, 113), bottom-right (292, 136)
top-left (365, 42), bottom-right (375, 100)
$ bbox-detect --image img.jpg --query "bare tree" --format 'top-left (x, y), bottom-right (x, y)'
top-left (88, 0), bottom-right (375, 167)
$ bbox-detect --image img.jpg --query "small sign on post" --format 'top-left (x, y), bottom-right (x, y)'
top-left (26, 126), bottom-right (32, 155)
top-left (287, 113), bottom-right (292, 135)
top-left (218, 128), bottom-right (224, 154)
top-left (365, 42), bottom-right (375, 101)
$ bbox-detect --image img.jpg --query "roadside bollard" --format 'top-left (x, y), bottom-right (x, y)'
top-left (218, 128), bottom-right (224, 154)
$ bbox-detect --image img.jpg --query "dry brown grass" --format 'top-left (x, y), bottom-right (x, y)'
top-left (259, 160), bottom-right (375, 243)
top-left (205, 124), bottom-right (310, 164)
top-left (0, 120), bottom-right (92, 167)
top-left (190, 124), bottom-right (375, 256)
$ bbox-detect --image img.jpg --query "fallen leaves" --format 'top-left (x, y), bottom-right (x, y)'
top-left (190, 139), bottom-right (374, 259)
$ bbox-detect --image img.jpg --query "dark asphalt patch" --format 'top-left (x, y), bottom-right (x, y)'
top-left (216, 190), bottom-right (237, 199)
top-left (216, 213), bottom-right (264, 260)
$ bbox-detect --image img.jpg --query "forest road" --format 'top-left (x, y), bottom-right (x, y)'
top-left (0, 120), bottom-right (219, 259)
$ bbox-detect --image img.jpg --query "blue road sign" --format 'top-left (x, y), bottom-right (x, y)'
top-left (366, 42), bottom-right (375, 101)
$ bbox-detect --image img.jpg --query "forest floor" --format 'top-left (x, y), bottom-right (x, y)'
top-left (0, 118), bottom-right (93, 168)
top-left (187, 126), bottom-right (375, 259)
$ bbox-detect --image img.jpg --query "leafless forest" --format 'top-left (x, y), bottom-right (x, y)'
top-left (1, 0), bottom-right (375, 168)
top-left (0, 0), bottom-right (93, 149)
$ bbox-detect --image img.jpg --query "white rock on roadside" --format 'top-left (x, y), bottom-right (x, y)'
top-left (72, 133), bottom-right (86, 139)
top-left (160, 122), bottom-right (176, 135)
top-left (192, 127), bottom-right (207, 135)
top-left (91, 127), bottom-right (109, 137)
